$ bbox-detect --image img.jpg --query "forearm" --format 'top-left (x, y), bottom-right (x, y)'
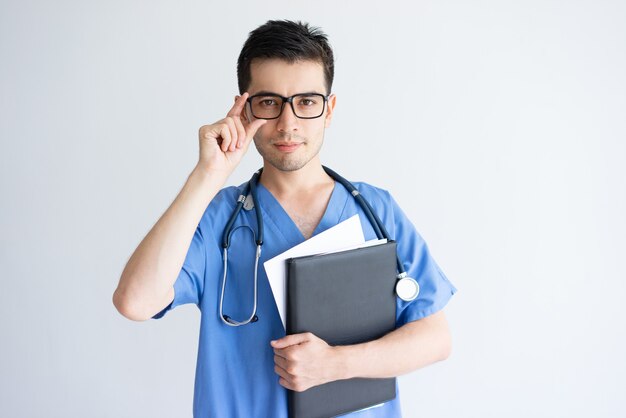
top-left (113, 165), bottom-right (227, 321)
top-left (335, 311), bottom-right (452, 379)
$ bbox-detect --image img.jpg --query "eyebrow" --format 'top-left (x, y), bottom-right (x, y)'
top-left (250, 91), bottom-right (326, 97)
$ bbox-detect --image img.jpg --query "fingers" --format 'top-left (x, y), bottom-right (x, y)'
top-left (207, 116), bottom-right (263, 154)
top-left (218, 116), bottom-right (245, 152)
top-left (274, 364), bottom-right (307, 392)
top-left (216, 122), bottom-right (232, 153)
top-left (233, 116), bottom-right (247, 148)
top-left (274, 364), bottom-right (296, 391)
top-left (271, 333), bottom-right (310, 349)
top-left (278, 377), bottom-right (294, 391)
top-left (236, 94), bottom-right (266, 148)
top-left (223, 117), bottom-right (238, 152)
top-left (274, 363), bottom-right (288, 378)
top-left (229, 92), bottom-right (267, 149)
top-left (201, 93), bottom-right (267, 154)
top-left (274, 354), bottom-right (289, 370)
top-left (227, 92), bottom-right (249, 118)
top-left (236, 118), bottom-right (266, 151)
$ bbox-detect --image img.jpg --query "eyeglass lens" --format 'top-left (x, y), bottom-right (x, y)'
top-left (249, 94), bottom-right (325, 119)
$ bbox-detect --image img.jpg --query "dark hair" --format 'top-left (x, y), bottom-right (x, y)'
top-left (237, 20), bottom-right (334, 95)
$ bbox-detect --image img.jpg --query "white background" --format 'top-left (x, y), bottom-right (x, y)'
top-left (1, 0), bottom-right (625, 417)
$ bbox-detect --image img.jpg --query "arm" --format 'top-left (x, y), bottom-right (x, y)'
top-left (112, 168), bottom-right (225, 321)
top-left (271, 310), bottom-right (451, 392)
top-left (113, 93), bottom-right (266, 321)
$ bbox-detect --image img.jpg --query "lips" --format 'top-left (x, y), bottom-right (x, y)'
top-left (274, 142), bottom-right (303, 153)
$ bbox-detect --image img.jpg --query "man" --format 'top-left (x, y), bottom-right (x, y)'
top-left (113, 20), bottom-right (456, 417)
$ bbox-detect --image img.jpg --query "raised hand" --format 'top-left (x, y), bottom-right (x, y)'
top-left (196, 92), bottom-right (267, 176)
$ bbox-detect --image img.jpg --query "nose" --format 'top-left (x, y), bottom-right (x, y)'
top-left (276, 102), bottom-right (299, 133)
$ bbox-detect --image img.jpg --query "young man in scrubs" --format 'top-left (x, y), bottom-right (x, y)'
top-left (113, 20), bottom-right (457, 417)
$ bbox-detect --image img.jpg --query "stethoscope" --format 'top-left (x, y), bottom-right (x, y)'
top-left (219, 166), bottom-right (420, 327)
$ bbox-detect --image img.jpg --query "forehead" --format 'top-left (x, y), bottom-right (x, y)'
top-left (247, 59), bottom-right (326, 96)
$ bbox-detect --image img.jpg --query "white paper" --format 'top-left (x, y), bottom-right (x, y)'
top-left (264, 214), bottom-right (366, 329)
top-left (317, 238), bottom-right (387, 256)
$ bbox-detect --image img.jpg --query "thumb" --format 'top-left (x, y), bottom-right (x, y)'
top-left (271, 333), bottom-right (309, 349)
top-left (241, 119), bottom-right (266, 149)
top-left (247, 118), bottom-right (267, 136)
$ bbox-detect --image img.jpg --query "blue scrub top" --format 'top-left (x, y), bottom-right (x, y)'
top-left (153, 179), bottom-right (457, 418)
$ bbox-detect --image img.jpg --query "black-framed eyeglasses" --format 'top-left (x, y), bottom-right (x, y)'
top-left (247, 93), bottom-right (330, 120)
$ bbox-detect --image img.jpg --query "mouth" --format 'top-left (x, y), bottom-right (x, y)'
top-left (273, 142), bottom-right (303, 153)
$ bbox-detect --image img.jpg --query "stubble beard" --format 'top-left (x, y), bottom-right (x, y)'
top-left (254, 132), bottom-right (324, 172)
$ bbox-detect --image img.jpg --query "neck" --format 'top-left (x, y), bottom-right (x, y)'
top-left (259, 159), bottom-right (332, 196)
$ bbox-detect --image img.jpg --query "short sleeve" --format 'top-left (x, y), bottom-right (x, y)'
top-left (152, 226), bottom-right (206, 319)
top-left (386, 192), bottom-right (457, 326)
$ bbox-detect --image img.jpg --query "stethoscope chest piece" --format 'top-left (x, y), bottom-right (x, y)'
top-left (396, 276), bottom-right (420, 302)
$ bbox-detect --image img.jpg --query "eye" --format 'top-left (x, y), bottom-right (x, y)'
top-left (298, 97), bottom-right (317, 106)
top-left (259, 98), bottom-right (278, 107)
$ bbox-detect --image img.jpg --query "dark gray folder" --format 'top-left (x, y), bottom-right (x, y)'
top-left (286, 242), bottom-right (398, 418)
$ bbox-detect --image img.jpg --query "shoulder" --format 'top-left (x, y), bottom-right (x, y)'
top-left (352, 180), bottom-right (391, 198)
top-left (350, 181), bottom-right (399, 227)
top-left (207, 184), bottom-right (245, 211)
top-left (196, 183), bottom-right (247, 233)
top-left (351, 181), bottom-right (395, 211)
top-left (349, 180), bottom-right (415, 240)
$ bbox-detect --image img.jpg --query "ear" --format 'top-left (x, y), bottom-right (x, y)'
top-left (324, 94), bottom-right (337, 128)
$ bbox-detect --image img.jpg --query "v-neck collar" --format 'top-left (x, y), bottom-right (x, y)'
top-left (255, 180), bottom-right (349, 248)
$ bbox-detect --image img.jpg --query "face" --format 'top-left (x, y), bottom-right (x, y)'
top-left (243, 59), bottom-right (336, 172)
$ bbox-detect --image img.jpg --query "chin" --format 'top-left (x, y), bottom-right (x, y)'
top-left (255, 141), bottom-right (320, 172)
top-left (268, 158), bottom-right (309, 172)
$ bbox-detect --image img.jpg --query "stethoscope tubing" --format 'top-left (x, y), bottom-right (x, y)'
top-left (321, 166), bottom-right (406, 277)
top-left (219, 166), bottom-right (417, 327)
top-left (221, 170), bottom-right (264, 249)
